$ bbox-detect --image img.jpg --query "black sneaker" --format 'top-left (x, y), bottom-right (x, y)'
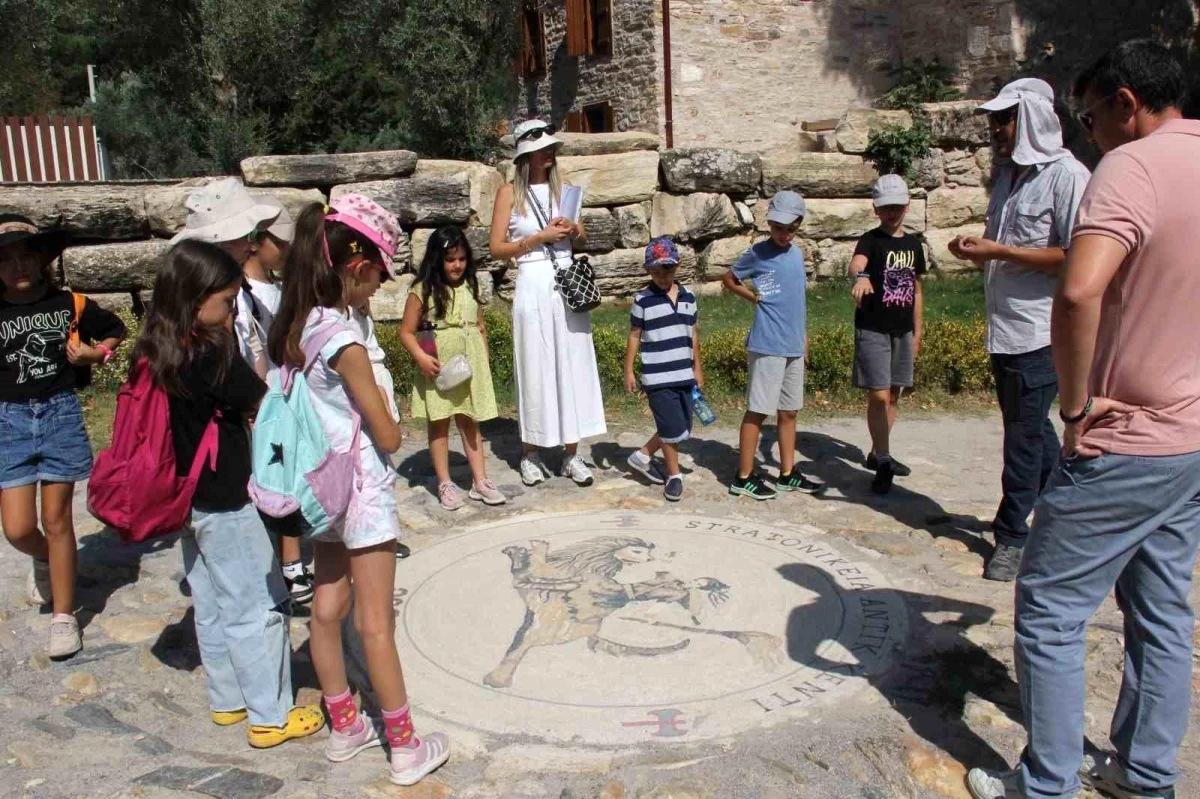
top-left (775, 470), bottom-right (826, 494)
top-left (396, 543), bottom-right (411, 559)
top-left (626, 451), bottom-right (666, 485)
top-left (730, 473), bottom-right (777, 500)
top-left (285, 569), bottom-right (315, 605)
top-left (866, 452), bottom-right (911, 477)
top-left (871, 458), bottom-right (895, 495)
top-left (984, 543), bottom-right (1023, 582)
top-left (663, 475), bottom-right (684, 502)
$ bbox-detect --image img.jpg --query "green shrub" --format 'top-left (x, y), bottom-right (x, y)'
top-left (865, 122), bottom-right (934, 179)
top-left (876, 58), bottom-right (964, 113)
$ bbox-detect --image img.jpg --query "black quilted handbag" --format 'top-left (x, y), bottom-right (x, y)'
top-left (527, 190), bottom-right (602, 313)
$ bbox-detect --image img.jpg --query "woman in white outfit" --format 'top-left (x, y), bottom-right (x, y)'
top-left (489, 119), bottom-right (606, 487)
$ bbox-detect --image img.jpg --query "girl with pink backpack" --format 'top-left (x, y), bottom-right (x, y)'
top-left (267, 196), bottom-right (450, 786)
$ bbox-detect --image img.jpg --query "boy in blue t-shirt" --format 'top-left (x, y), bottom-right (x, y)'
top-left (721, 191), bottom-right (825, 500)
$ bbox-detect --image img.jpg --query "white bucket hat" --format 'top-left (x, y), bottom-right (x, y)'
top-left (169, 177), bottom-right (281, 246)
top-left (258, 195), bottom-right (294, 243)
top-left (513, 118), bottom-right (562, 160)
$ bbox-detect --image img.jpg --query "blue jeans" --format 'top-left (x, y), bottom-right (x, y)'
top-left (1015, 451), bottom-right (1200, 798)
top-left (183, 503), bottom-right (293, 727)
top-left (991, 347), bottom-right (1060, 548)
top-left (0, 391), bottom-right (93, 489)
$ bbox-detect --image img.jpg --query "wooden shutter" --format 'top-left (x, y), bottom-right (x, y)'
top-left (590, 0), bottom-right (613, 56)
top-left (566, 0), bottom-right (591, 56)
top-left (519, 3), bottom-right (546, 75)
top-left (564, 111), bottom-right (584, 133)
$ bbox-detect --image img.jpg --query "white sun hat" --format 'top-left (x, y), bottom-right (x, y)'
top-left (513, 118), bottom-right (562, 160)
top-left (259, 195), bottom-right (294, 243)
top-left (169, 177), bottom-right (282, 246)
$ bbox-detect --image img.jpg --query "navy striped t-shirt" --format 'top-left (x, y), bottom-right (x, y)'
top-left (631, 282), bottom-right (697, 388)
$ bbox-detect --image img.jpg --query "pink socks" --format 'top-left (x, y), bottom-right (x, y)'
top-left (324, 688), bottom-right (364, 735)
top-left (381, 703), bottom-right (420, 749)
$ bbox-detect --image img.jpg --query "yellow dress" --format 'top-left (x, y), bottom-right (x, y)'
top-left (409, 282), bottom-right (498, 422)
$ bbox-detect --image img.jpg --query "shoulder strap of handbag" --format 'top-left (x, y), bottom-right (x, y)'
top-left (525, 188), bottom-right (564, 267)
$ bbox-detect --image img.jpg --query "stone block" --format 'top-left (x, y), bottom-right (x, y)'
top-left (63, 239), bottom-right (170, 292)
top-left (650, 193), bottom-right (742, 243)
top-left (698, 235), bottom-right (754, 278)
top-left (660, 148), bottom-right (762, 194)
top-left (240, 150), bottom-right (418, 186)
top-left (804, 239), bottom-right (858, 278)
top-left (944, 149), bottom-right (983, 187)
top-left (834, 108), bottom-right (913, 155)
top-left (0, 185), bottom-right (147, 240)
top-left (558, 151), bottom-right (660, 206)
top-left (83, 292), bottom-right (137, 314)
top-left (761, 153), bottom-right (878, 198)
top-left (590, 245), bottom-right (697, 298)
top-left (577, 208), bottom-right (620, 253)
top-left (927, 187), bottom-right (989, 229)
top-left (331, 175), bottom-right (470, 226)
top-left (755, 198), bottom-right (926, 238)
top-left (556, 131), bottom-right (661, 156)
top-left (918, 101), bottom-right (989, 148)
top-left (924, 223), bottom-right (987, 272)
top-left (912, 148), bottom-right (945, 191)
top-left (615, 204), bottom-right (650, 248)
top-left (368, 273), bottom-right (415, 322)
top-left (144, 178), bottom-right (326, 236)
top-left (413, 160), bottom-right (505, 227)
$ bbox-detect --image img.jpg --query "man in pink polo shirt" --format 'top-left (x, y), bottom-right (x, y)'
top-left (968, 40), bottom-right (1198, 799)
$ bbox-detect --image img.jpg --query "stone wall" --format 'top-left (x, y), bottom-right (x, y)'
top-left (0, 104), bottom-right (992, 320)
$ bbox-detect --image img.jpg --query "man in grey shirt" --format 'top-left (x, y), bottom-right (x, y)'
top-left (949, 78), bottom-right (1091, 582)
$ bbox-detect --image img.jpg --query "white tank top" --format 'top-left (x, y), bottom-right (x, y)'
top-left (508, 183), bottom-right (573, 267)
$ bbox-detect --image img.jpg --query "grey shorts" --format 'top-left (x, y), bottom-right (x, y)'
top-left (747, 353), bottom-right (805, 415)
top-left (853, 329), bottom-right (914, 390)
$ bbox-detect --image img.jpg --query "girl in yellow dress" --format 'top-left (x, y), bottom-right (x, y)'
top-left (399, 227), bottom-right (505, 510)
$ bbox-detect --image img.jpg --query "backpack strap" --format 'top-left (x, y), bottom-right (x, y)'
top-left (68, 292), bottom-right (86, 346)
top-left (187, 411), bottom-right (222, 482)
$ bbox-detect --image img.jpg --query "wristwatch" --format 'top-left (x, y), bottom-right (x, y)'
top-left (855, 272), bottom-right (871, 279)
top-left (1060, 397), bottom-right (1093, 424)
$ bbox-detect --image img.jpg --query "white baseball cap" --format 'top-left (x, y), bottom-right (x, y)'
top-left (872, 174), bottom-right (911, 207)
top-left (169, 177), bottom-right (281, 246)
top-left (977, 77), bottom-right (1056, 113)
top-left (513, 118), bottom-right (562, 160)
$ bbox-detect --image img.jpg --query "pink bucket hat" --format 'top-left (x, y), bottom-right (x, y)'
top-left (325, 193), bottom-right (400, 280)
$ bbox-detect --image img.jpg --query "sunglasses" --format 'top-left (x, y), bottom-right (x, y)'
top-left (516, 125), bottom-right (556, 144)
top-left (1076, 93), bottom-right (1116, 133)
top-left (988, 107), bottom-right (1017, 126)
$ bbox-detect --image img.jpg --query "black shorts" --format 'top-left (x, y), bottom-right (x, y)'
top-left (646, 385), bottom-right (694, 444)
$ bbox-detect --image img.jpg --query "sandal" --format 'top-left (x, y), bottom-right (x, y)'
top-left (211, 708), bottom-right (248, 726)
top-left (248, 705), bottom-right (325, 748)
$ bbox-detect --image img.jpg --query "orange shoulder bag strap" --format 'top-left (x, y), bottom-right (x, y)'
top-left (69, 292), bottom-right (86, 346)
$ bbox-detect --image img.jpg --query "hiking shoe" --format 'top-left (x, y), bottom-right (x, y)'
top-left (29, 558), bottom-right (52, 606)
top-left (984, 543), bottom-right (1024, 582)
top-left (285, 568), bottom-right (315, 606)
top-left (211, 708), bottom-right (248, 726)
top-left (389, 731), bottom-right (451, 786)
top-left (519, 454), bottom-right (551, 486)
top-left (1082, 751), bottom-right (1176, 798)
top-left (48, 613), bottom-right (81, 660)
top-left (871, 458), bottom-right (896, 495)
top-left (776, 470), bottom-right (826, 494)
top-left (730, 473), bottom-right (777, 500)
top-left (966, 767), bottom-right (1022, 798)
top-left (626, 451), bottom-right (666, 485)
top-left (469, 479), bottom-right (508, 506)
top-left (438, 481), bottom-right (464, 511)
top-left (325, 718), bottom-right (382, 763)
top-left (248, 705), bottom-right (325, 749)
top-left (866, 452), bottom-right (912, 476)
top-left (561, 455), bottom-right (594, 487)
top-left (664, 475), bottom-right (683, 502)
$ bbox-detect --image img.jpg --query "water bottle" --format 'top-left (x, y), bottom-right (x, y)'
top-left (691, 385), bottom-right (717, 426)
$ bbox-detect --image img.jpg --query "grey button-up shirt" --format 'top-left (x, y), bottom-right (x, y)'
top-left (984, 156), bottom-right (1091, 354)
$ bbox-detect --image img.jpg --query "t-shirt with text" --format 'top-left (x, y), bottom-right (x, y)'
top-left (731, 241), bottom-right (807, 357)
top-left (853, 228), bottom-right (926, 334)
top-left (0, 288), bottom-right (126, 402)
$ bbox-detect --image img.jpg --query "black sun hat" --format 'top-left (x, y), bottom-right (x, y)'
top-left (0, 214), bottom-right (70, 258)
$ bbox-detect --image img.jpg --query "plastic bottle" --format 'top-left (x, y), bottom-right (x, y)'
top-left (691, 385), bottom-right (717, 426)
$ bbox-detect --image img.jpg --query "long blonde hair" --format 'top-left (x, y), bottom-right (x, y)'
top-left (512, 152), bottom-right (563, 218)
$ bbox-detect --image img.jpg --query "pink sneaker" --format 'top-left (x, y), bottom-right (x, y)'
top-left (324, 718), bottom-right (381, 763)
top-left (388, 732), bottom-right (451, 786)
top-left (468, 479), bottom-right (507, 506)
top-left (438, 481), bottom-right (464, 511)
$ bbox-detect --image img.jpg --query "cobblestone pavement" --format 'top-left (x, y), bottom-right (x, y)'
top-left (1, 413), bottom-right (1196, 799)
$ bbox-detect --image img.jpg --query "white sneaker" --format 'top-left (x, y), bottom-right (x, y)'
top-left (519, 454), bottom-right (550, 486)
top-left (28, 558), bottom-right (52, 606)
top-left (561, 454), bottom-right (594, 487)
top-left (389, 732), bottom-right (451, 786)
top-left (468, 479), bottom-right (508, 506)
top-left (48, 613), bottom-right (81, 659)
top-left (966, 767), bottom-right (1022, 799)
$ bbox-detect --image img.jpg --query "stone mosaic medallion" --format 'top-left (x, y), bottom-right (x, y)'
top-left (395, 512), bottom-right (908, 745)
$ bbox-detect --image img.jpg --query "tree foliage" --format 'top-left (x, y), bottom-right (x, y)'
top-left (876, 58), bottom-right (964, 112)
top-left (0, 0), bottom-right (520, 178)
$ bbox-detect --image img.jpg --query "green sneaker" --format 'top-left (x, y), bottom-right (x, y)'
top-left (776, 470), bottom-right (826, 494)
top-left (730, 473), bottom-right (777, 500)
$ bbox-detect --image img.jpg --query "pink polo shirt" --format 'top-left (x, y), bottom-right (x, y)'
top-left (1072, 119), bottom-right (1200, 455)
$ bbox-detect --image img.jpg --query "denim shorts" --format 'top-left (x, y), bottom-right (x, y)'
top-left (0, 391), bottom-right (93, 489)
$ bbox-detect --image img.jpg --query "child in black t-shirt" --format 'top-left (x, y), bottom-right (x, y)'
top-left (0, 215), bottom-right (126, 658)
top-left (848, 175), bottom-right (926, 494)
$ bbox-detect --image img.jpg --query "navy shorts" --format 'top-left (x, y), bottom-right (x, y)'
top-left (646, 385), bottom-right (694, 444)
top-left (0, 391), bottom-right (93, 489)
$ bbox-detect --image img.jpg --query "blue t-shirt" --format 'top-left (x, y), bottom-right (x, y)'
top-left (731, 241), bottom-right (807, 357)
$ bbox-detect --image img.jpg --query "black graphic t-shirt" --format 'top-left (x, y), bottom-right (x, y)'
top-left (853, 228), bottom-right (927, 334)
top-left (0, 288), bottom-right (126, 402)
top-left (169, 344), bottom-right (267, 512)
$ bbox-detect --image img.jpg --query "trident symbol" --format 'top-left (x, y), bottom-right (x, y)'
top-left (621, 709), bottom-right (688, 737)
top-left (609, 514), bottom-right (640, 528)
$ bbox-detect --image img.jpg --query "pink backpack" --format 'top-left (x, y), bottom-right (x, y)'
top-left (87, 359), bottom-right (219, 543)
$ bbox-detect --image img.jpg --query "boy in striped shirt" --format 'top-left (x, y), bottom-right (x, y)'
top-left (624, 238), bottom-right (704, 502)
